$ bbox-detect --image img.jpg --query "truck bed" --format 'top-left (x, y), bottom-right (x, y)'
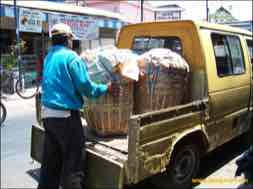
top-left (81, 117), bottom-right (128, 153)
top-left (31, 124), bottom-right (128, 188)
top-left (84, 125), bottom-right (128, 162)
top-left (86, 128), bottom-right (128, 153)
top-left (31, 98), bottom-right (209, 189)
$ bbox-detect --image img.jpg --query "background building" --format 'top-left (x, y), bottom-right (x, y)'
top-left (0, 0), bottom-right (124, 72)
top-left (153, 4), bottom-right (184, 21)
top-left (45, 0), bottom-right (187, 23)
top-left (84, 0), bottom-right (155, 23)
top-left (208, 6), bottom-right (252, 32)
top-left (209, 6), bottom-right (237, 23)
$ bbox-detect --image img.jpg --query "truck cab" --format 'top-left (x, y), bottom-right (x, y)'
top-left (31, 20), bottom-right (253, 189)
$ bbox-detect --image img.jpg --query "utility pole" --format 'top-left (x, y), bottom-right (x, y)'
top-left (14, 0), bottom-right (22, 85)
top-left (206, 0), bottom-right (209, 22)
top-left (141, 0), bottom-right (144, 22)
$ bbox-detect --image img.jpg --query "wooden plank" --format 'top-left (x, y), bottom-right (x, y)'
top-left (86, 149), bottom-right (125, 189)
top-left (86, 126), bottom-right (128, 153)
top-left (139, 111), bottom-right (202, 145)
top-left (30, 125), bottom-right (44, 163)
top-left (131, 98), bottom-right (208, 126)
top-left (127, 116), bottom-right (141, 184)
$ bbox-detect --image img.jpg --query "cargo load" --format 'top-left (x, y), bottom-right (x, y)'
top-left (134, 48), bottom-right (190, 114)
top-left (82, 47), bottom-right (190, 136)
top-left (81, 47), bottom-right (139, 136)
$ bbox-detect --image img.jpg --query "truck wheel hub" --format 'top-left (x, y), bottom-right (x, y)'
top-left (174, 148), bottom-right (196, 183)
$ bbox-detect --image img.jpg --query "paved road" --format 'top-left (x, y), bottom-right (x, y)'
top-left (0, 94), bottom-right (250, 188)
top-left (1, 94), bottom-right (40, 188)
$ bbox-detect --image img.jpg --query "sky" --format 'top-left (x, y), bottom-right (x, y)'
top-left (148, 1), bottom-right (252, 21)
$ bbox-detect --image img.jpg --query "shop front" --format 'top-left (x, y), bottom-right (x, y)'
top-left (0, 1), bottom-right (124, 73)
top-left (1, 5), bottom-right (49, 73)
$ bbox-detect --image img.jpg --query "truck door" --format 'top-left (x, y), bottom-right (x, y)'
top-left (246, 39), bottom-right (253, 108)
top-left (202, 30), bottom-right (251, 148)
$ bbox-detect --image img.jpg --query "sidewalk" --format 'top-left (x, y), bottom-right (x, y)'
top-left (1, 93), bottom-right (40, 188)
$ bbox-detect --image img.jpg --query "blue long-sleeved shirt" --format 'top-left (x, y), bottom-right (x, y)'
top-left (42, 45), bottom-right (108, 110)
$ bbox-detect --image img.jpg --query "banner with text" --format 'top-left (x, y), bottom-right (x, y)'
top-left (48, 13), bottom-right (99, 40)
top-left (19, 8), bottom-right (43, 33)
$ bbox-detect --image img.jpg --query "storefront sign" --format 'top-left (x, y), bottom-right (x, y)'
top-left (99, 19), bottom-right (123, 29)
top-left (3, 5), bottom-right (14, 17)
top-left (19, 8), bottom-right (43, 33)
top-left (156, 11), bottom-right (181, 21)
top-left (48, 13), bottom-right (99, 40)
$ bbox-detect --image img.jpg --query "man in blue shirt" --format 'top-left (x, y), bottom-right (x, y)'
top-left (38, 23), bottom-right (120, 189)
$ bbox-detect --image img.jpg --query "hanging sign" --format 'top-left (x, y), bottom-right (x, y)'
top-left (48, 13), bottom-right (99, 40)
top-left (19, 8), bottom-right (43, 33)
top-left (3, 5), bottom-right (15, 17)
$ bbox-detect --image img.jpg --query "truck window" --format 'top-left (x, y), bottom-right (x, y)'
top-left (246, 39), bottom-right (253, 65)
top-left (211, 33), bottom-right (245, 77)
top-left (246, 39), bottom-right (253, 79)
top-left (132, 37), bottom-right (182, 55)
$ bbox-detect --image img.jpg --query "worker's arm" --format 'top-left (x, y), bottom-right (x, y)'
top-left (68, 56), bottom-right (108, 99)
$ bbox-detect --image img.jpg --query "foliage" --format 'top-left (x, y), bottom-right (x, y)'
top-left (1, 40), bottom-right (27, 70)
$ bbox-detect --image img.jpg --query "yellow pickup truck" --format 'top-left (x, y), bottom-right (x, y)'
top-left (31, 20), bottom-right (253, 189)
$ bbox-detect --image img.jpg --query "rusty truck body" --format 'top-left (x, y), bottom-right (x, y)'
top-left (31, 20), bottom-right (253, 189)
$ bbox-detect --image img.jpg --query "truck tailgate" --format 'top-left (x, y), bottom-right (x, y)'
top-left (31, 125), bottom-right (127, 189)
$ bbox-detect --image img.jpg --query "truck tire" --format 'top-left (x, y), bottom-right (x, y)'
top-left (150, 143), bottom-right (200, 189)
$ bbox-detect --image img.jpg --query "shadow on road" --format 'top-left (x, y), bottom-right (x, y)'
top-left (27, 168), bottom-right (40, 182)
top-left (236, 183), bottom-right (253, 189)
top-left (193, 133), bottom-right (250, 187)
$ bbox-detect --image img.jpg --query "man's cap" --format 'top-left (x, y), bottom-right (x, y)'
top-left (50, 23), bottom-right (76, 38)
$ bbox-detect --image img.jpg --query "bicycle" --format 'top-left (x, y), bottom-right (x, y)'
top-left (1, 67), bottom-right (40, 99)
top-left (0, 102), bottom-right (7, 126)
top-left (0, 94), bottom-right (7, 126)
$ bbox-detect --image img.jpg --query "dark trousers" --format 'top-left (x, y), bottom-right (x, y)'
top-left (38, 111), bottom-right (86, 189)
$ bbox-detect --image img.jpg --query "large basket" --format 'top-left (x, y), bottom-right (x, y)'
top-left (84, 80), bottom-right (133, 137)
top-left (134, 67), bottom-right (188, 114)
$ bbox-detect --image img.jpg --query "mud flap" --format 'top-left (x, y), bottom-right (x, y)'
top-left (31, 125), bottom-right (44, 163)
top-left (86, 149), bottom-right (124, 189)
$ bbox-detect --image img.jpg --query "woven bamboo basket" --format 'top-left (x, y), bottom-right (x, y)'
top-left (84, 79), bottom-right (133, 137)
top-left (134, 66), bottom-right (189, 114)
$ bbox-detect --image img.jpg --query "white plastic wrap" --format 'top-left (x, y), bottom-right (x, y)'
top-left (139, 48), bottom-right (190, 72)
top-left (81, 47), bottom-right (140, 83)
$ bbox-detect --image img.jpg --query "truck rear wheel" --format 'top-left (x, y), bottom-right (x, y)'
top-left (151, 143), bottom-right (200, 189)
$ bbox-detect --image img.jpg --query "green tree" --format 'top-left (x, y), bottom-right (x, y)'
top-left (1, 40), bottom-right (27, 70)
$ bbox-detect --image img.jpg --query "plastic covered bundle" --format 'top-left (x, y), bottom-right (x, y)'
top-left (80, 46), bottom-right (117, 84)
top-left (81, 47), bottom-right (139, 136)
top-left (81, 47), bottom-right (140, 83)
top-left (138, 48), bottom-right (189, 73)
top-left (134, 48), bottom-right (190, 114)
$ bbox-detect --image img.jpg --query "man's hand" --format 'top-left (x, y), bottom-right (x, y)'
top-left (107, 82), bottom-right (122, 97)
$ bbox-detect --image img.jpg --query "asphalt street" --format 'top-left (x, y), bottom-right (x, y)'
top-left (1, 94), bottom-right (40, 188)
top-left (0, 93), bottom-right (250, 188)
